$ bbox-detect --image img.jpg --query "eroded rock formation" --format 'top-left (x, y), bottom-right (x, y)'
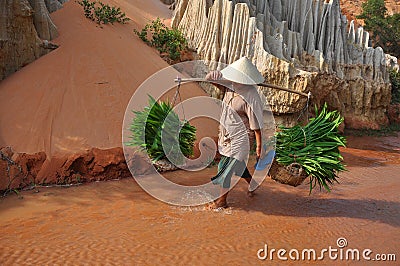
top-left (0, 0), bottom-right (64, 80)
top-left (0, 146), bottom-right (132, 192)
top-left (172, 0), bottom-right (399, 129)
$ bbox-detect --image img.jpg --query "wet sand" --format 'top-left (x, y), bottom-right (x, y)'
top-left (1, 134), bottom-right (399, 265)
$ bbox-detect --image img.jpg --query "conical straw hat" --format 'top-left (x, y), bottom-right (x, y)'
top-left (221, 57), bottom-right (264, 85)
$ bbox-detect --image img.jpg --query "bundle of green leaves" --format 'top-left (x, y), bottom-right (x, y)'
top-left (127, 96), bottom-right (196, 164)
top-left (275, 104), bottom-right (346, 192)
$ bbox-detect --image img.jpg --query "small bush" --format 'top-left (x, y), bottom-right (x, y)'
top-left (77, 0), bottom-right (129, 25)
top-left (134, 18), bottom-right (188, 61)
top-left (390, 69), bottom-right (400, 104)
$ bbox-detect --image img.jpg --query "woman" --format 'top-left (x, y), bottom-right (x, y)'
top-left (205, 57), bottom-right (265, 209)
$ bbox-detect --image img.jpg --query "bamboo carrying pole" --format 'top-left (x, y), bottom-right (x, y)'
top-left (174, 77), bottom-right (310, 98)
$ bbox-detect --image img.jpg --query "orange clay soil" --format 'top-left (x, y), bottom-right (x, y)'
top-left (0, 133), bottom-right (399, 265)
top-left (0, 0), bottom-right (218, 189)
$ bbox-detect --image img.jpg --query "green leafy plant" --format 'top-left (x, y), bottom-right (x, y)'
top-left (77, 0), bottom-right (130, 25)
top-left (134, 18), bottom-right (188, 61)
top-left (390, 69), bottom-right (400, 104)
top-left (356, 0), bottom-right (400, 58)
top-left (127, 96), bottom-right (196, 163)
top-left (275, 104), bottom-right (346, 193)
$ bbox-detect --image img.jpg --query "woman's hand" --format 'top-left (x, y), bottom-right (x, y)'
top-left (256, 145), bottom-right (266, 159)
top-left (205, 70), bottom-right (223, 81)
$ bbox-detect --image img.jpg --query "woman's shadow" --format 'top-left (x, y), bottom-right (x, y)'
top-left (234, 180), bottom-right (400, 228)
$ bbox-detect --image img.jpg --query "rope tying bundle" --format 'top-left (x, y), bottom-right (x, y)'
top-left (172, 76), bottom-right (186, 121)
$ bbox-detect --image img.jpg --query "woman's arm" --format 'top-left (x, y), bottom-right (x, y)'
top-left (254, 129), bottom-right (263, 158)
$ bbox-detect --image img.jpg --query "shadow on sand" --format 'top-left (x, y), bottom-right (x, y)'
top-left (233, 182), bottom-right (400, 228)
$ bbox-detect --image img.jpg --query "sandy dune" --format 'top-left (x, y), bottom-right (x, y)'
top-left (0, 0), bottom-right (211, 158)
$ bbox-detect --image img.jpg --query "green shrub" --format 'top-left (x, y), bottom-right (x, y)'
top-left (390, 69), bottom-right (400, 104)
top-left (275, 104), bottom-right (346, 193)
top-left (134, 18), bottom-right (188, 61)
top-left (356, 0), bottom-right (400, 58)
top-left (127, 96), bottom-right (196, 163)
top-left (77, 0), bottom-right (129, 25)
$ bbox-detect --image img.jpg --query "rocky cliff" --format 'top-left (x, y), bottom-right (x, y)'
top-left (172, 0), bottom-right (399, 129)
top-left (0, 0), bottom-right (64, 80)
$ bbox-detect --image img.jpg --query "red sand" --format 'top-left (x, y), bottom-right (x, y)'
top-left (0, 0), bottom-right (212, 157)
